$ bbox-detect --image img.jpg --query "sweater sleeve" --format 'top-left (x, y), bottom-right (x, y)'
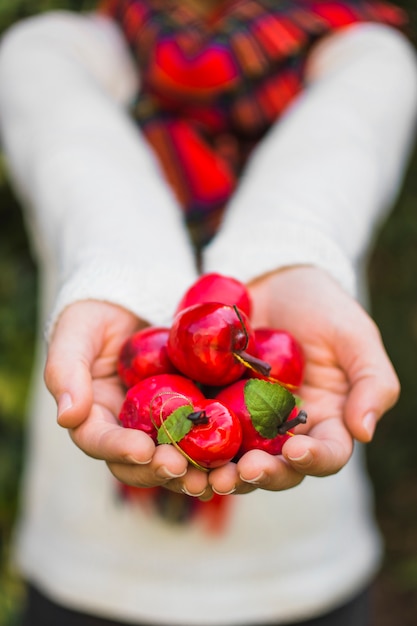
top-left (203, 23), bottom-right (417, 297)
top-left (0, 11), bottom-right (198, 333)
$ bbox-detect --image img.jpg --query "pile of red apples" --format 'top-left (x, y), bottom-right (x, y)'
top-left (118, 273), bottom-right (307, 472)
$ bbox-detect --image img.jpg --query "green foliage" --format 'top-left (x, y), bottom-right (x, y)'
top-left (0, 155), bottom-right (37, 625)
top-left (157, 405), bottom-right (195, 444)
top-left (0, 0), bottom-right (96, 34)
top-left (243, 379), bottom-right (295, 438)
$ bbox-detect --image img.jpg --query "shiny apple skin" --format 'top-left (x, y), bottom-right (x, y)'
top-left (118, 374), bottom-right (205, 442)
top-left (118, 327), bottom-right (178, 388)
top-left (175, 272), bottom-right (252, 318)
top-left (251, 328), bottom-right (304, 390)
top-left (179, 399), bottom-right (242, 468)
top-left (167, 302), bottom-right (257, 386)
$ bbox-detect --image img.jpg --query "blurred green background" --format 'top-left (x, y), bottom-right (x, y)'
top-left (0, 1), bottom-right (416, 624)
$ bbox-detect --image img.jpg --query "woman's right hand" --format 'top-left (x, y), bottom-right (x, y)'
top-left (44, 300), bottom-right (211, 498)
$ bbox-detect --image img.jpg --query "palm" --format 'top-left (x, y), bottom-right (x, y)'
top-left (248, 266), bottom-right (399, 443)
top-left (208, 266), bottom-right (398, 495)
top-left (269, 303), bottom-right (350, 441)
top-left (207, 270), bottom-right (353, 495)
top-left (45, 301), bottom-right (212, 496)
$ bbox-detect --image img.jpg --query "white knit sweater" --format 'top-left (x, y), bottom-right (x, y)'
top-left (0, 10), bottom-right (416, 624)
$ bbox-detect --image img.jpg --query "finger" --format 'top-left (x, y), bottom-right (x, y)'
top-left (109, 443), bottom-right (188, 485)
top-left (44, 311), bottom-right (97, 429)
top-left (70, 404), bottom-right (155, 464)
top-left (352, 359), bottom-right (400, 442)
top-left (107, 435), bottom-right (211, 495)
top-left (345, 368), bottom-right (400, 442)
top-left (110, 452), bottom-right (210, 495)
top-left (209, 462), bottom-right (252, 496)
top-left (337, 323), bottom-right (400, 442)
top-left (236, 449), bottom-right (305, 492)
top-left (146, 446), bottom-right (210, 496)
top-left (175, 465), bottom-right (211, 497)
top-left (282, 418), bottom-right (353, 476)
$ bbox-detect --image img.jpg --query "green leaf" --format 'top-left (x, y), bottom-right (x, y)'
top-left (244, 379), bottom-right (296, 439)
top-left (157, 405), bottom-right (194, 444)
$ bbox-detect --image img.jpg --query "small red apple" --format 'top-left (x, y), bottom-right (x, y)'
top-left (158, 398), bottom-right (242, 469)
top-left (175, 272), bottom-right (252, 318)
top-left (119, 374), bottom-right (242, 469)
top-left (167, 302), bottom-right (270, 386)
top-left (251, 328), bottom-right (305, 390)
top-left (118, 327), bottom-right (178, 388)
top-left (118, 374), bottom-right (205, 441)
top-left (216, 378), bottom-right (307, 458)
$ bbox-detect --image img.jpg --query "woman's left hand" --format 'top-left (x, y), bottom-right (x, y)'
top-left (207, 266), bottom-right (400, 496)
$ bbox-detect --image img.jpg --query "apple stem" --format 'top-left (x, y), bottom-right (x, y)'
top-left (234, 350), bottom-right (272, 377)
top-left (233, 304), bottom-right (250, 350)
top-left (277, 409), bottom-right (308, 435)
top-left (232, 305), bottom-right (272, 376)
top-left (187, 410), bottom-right (209, 425)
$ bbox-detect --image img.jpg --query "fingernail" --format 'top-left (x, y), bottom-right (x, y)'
top-left (212, 487), bottom-right (236, 496)
top-left (57, 392), bottom-right (73, 418)
top-left (239, 471), bottom-right (266, 485)
top-left (125, 455), bottom-right (153, 466)
top-left (362, 412), bottom-right (377, 440)
top-left (181, 486), bottom-right (206, 498)
top-left (156, 466), bottom-right (187, 480)
top-left (287, 449), bottom-right (313, 465)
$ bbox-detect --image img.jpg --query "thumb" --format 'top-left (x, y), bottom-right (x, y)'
top-left (44, 308), bottom-right (96, 429)
top-left (342, 327), bottom-right (400, 442)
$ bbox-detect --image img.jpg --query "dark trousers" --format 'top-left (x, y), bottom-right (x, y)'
top-left (20, 583), bottom-right (371, 626)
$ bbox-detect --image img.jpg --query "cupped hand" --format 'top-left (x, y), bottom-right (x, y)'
top-left (44, 267), bottom-right (400, 503)
top-left (208, 266), bottom-right (400, 496)
top-left (44, 300), bottom-right (211, 497)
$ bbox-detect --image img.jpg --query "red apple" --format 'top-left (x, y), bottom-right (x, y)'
top-left (167, 302), bottom-right (270, 386)
top-left (251, 328), bottom-right (304, 390)
top-left (216, 378), bottom-right (306, 458)
top-left (118, 374), bottom-right (205, 441)
top-left (158, 398), bottom-right (242, 469)
top-left (118, 327), bottom-right (178, 388)
top-left (175, 272), bottom-right (252, 317)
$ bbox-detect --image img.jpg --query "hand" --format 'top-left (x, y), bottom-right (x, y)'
top-left (44, 300), bottom-right (211, 497)
top-left (207, 266), bottom-right (400, 496)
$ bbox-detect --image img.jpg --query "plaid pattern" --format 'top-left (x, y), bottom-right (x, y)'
top-left (99, 0), bottom-right (406, 528)
top-left (100, 0), bottom-right (406, 249)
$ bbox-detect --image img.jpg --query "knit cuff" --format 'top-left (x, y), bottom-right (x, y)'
top-left (203, 220), bottom-right (357, 297)
top-left (44, 253), bottom-right (197, 341)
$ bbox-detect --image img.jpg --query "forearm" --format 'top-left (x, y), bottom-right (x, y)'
top-left (203, 24), bottom-right (417, 296)
top-left (0, 11), bottom-right (197, 332)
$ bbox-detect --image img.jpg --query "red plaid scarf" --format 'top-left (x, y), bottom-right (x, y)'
top-left (100, 0), bottom-right (406, 250)
top-left (99, 0), bottom-right (406, 530)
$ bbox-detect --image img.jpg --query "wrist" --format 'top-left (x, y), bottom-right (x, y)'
top-left (204, 221), bottom-right (356, 297)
